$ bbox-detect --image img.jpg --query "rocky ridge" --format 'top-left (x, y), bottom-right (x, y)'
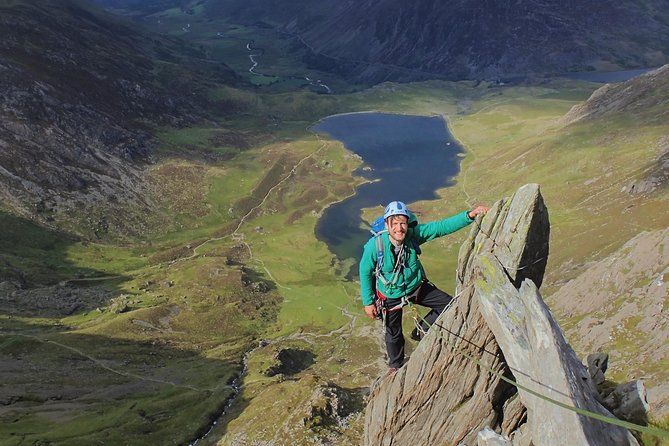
top-left (561, 64), bottom-right (669, 126)
top-left (364, 184), bottom-right (645, 445)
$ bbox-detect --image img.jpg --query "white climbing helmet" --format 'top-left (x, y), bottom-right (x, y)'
top-left (384, 201), bottom-right (409, 220)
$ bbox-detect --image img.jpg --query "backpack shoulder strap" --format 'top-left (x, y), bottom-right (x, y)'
top-left (374, 233), bottom-right (384, 270)
top-left (374, 232), bottom-right (387, 285)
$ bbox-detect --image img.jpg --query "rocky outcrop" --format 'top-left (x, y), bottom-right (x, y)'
top-left (0, 281), bottom-right (114, 317)
top-left (584, 352), bottom-right (650, 424)
top-left (602, 381), bottom-right (650, 425)
top-left (587, 352), bottom-right (609, 387)
top-left (476, 249), bottom-right (637, 445)
top-left (302, 382), bottom-right (363, 429)
top-left (364, 184), bottom-right (640, 445)
top-left (264, 348), bottom-right (315, 377)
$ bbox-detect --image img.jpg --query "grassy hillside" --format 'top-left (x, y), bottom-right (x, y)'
top-left (6, 70), bottom-right (668, 442)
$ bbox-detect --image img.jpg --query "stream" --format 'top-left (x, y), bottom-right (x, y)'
top-left (246, 40), bottom-right (332, 93)
top-left (187, 340), bottom-right (267, 445)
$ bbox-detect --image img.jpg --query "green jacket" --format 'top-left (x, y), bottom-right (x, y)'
top-left (359, 210), bottom-right (473, 306)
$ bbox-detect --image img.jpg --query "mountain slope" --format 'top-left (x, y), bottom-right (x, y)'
top-left (304, 0), bottom-right (669, 80)
top-left (552, 227), bottom-right (669, 414)
top-left (561, 64), bottom-right (669, 195)
top-left (429, 65), bottom-right (669, 418)
top-left (0, 0), bottom-right (239, 238)
top-left (549, 65), bottom-right (669, 415)
top-left (186, 0), bottom-right (669, 81)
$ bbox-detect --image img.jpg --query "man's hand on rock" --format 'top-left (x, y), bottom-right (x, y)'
top-left (364, 304), bottom-right (378, 319)
top-left (468, 205), bottom-right (490, 219)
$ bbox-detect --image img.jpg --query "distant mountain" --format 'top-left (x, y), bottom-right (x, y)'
top-left (171, 0), bottom-right (669, 81)
top-left (317, 0), bottom-right (666, 80)
top-left (0, 0), bottom-right (239, 238)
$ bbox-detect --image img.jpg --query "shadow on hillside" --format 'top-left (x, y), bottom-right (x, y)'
top-left (265, 348), bottom-right (316, 377)
top-left (0, 211), bottom-right (129, 317)
top-left (0, 317), bottom-right (244, 445)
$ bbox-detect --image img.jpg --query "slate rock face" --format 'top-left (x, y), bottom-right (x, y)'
top-left (364, 184), bottom-right (639, 446)
top-left (476, 257), bottom-right (637, 445)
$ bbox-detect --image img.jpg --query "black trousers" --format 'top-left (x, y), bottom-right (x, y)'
top-left (384, 281), bottom-right (452, 369)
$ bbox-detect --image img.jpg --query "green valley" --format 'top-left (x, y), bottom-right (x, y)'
top-left (1, 1), bottom-right (668, 445)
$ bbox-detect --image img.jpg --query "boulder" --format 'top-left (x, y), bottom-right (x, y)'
top-left (510, 424), bottom-right (532, 446)
top-left (108, 295), bottom-right (130, 314)
top-left (602, 380), bottom-right (650, 425)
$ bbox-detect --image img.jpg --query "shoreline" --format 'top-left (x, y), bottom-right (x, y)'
top-left (310, 111), bottom-right (466, 262)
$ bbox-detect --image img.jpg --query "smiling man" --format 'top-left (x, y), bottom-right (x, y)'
top-left (359, 200), bottom-right (489, 373)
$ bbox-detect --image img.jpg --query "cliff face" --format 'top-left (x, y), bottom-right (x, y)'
top-left (0, 0), bottom-right (238, 238)
top-left (364, 184), bottom-right (639, 445)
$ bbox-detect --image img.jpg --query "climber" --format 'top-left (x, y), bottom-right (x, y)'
top-left (359, 200), bottom-right (489, 373)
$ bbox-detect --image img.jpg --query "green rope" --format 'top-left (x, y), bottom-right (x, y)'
top-left (407, 304), bottom-right (669, 440)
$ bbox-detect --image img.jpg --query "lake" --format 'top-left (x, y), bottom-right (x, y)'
top-left (312, 112), bottom-right (464, 268)
top-left (561, 68), bottom-right (655, 83)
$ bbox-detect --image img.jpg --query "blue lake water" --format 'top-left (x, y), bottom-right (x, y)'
top-left (312, 112), bottom-right (464, 265)
top-left (561, 68), bottom-right (654, 83)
